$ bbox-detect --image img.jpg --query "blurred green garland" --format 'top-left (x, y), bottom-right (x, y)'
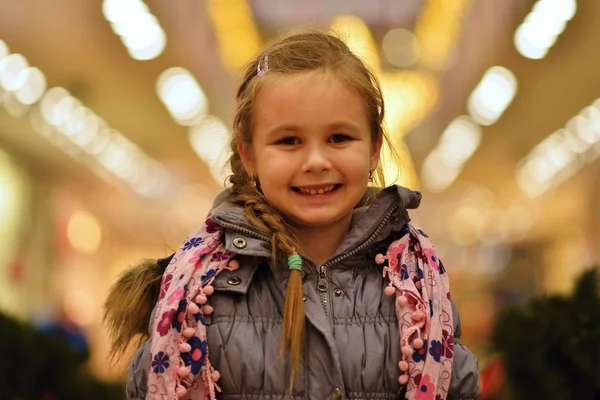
top-left (492, 267), bottom-right (600, 400)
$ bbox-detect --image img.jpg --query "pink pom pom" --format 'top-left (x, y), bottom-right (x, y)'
top-left (195, 294), bottom-right (207, 305)
top-left (177, 366), bottom-right (190, 378)
top-left (397, 295), bottom-right (408, 307)
top-left (415, 281), bottom-right (422, 290)
top-left (176, 386), bottom-right (187, 398)
top-left (375, 254), bottom-right (386, 264)
top-left (401, 345), bottom-right (413, 357)
top-left (179, 342), bottom-right (192, 353)
top-left (203, 285), bottom-right (214, 296)
top-left (399, 374), bottom-right (409, 385)
top-left (202, 305), bottom-right (214, 315)
top-left (411, 310), bottom-right (424, 321)
top-left (182, 327), bottom-right (195, 338)
top-left (228, 259), bottom-right (240, 271)
top-left (187, 302), bottom-right (199, 315)
top-left (384, 286), bottom-right (395, 296)
top-left (413, 338), bottom-right (424, 349)
top-left (211, 370), bottom-right (221, 382)
top-left (398, 360), bottom-right (409, 371)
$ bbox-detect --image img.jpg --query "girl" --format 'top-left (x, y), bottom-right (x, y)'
top-left (105, 30), bottom-right (480, 400)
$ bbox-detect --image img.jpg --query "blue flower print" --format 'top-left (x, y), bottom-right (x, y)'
top-left (400, 264), bottom-right (410, 280)
top-left (201, 268), bottom-right (217, 284)
top-left (183, 237), bottom-right (204, 251)
top-left (172, 299), bottom-right (187, 332)
top-left (412, 340), bottom-right (428, 362)
top-left (152, 351), bottom-right (169, 373)
top-left (429, 340), bottom-right (443, 362)
top-left (181, 336), bottom-right (208, 374)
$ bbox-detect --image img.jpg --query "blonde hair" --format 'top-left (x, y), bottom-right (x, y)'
top-left (226, 29), bottom-right (394, 391)
top-left (104, 259), bottom-right (164, 362)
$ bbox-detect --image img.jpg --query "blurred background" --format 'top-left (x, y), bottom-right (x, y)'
top-left (0, 0), bottom-right (599, 398)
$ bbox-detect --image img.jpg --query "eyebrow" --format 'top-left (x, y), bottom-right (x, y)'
top-left (328, 121), bottom-right (361, 131)
top-left (265, 121), bottom-right (361, 136)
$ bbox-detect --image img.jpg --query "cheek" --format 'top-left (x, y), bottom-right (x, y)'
top-left (341, 151), bottom-right (371, 175)
top-left (255, 151), bottom-right (294, 184)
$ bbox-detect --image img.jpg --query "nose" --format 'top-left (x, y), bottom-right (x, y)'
top-left (301, 143), bottom-right (332, 173)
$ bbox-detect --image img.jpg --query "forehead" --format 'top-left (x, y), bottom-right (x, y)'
top-left (252, 71), bottom-right (369, 133)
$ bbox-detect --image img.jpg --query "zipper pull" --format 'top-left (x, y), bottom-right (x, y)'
top-left (317, 265), bottom-right (328, 292)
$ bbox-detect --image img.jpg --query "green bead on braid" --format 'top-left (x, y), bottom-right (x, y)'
top-left (287, 254), bottom-right (302, 271)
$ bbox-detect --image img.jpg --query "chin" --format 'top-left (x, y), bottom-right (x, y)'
top-left (287, 211), bottom-right (349, 229)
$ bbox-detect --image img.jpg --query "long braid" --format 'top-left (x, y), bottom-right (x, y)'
top-left (228, 173), bottom-right (305, 391)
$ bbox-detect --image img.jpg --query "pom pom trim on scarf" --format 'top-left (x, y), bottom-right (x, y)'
top-left (376, 223), bottom-right (454, 398)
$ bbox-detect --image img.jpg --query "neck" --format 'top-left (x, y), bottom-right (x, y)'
top-left (293, 213), bottom-right (353, 266)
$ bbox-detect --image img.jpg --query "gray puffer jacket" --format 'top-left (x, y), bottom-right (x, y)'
top-left (127, 186), bottom-right (480, 400)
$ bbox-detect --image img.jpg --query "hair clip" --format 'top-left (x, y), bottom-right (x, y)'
top-left (257, 54), bottom-right (269, 77)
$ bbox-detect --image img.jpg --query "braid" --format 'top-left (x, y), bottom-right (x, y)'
top-left (228, 170), bottom-right (305, 392)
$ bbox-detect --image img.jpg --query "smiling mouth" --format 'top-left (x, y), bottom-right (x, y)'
top-left (292, 184), bottom-right (342, 195)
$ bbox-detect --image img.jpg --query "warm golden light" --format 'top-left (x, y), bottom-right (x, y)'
top-left (514, 0), bottom-right (577, 60)
top-left (63, 289), bottom-right (98, 327)
top-left (330, 15), bottom-right (381, 71)
top-left (381, 71), bottom-right (438, 136)
top-left (517, 97), bottom-right (600, 198)
top-left (157, 67), bottom-right (209, 126)
top-left (207, 0), bottom-right (262, 72)
top-left (414, 0), bottom-right (472, 70)
top-left (66, 211), bottom-right (102, 255)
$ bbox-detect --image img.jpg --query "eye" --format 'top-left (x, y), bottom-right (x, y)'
top-left (330, 133), bottom-right (352, 143)
top-left (276, 136), bottom-right (301, 146)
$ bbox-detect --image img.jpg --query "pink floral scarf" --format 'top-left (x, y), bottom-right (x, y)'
top-left (380, 223), bottom-right (454, 399)
top-left (147, 217), bottom-right (453, 399)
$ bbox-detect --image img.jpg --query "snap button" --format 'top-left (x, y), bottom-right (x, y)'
top-left (232, 237), bottom-right (247, 249)
top-left (334, 289), bottom-right (344, 297)
top-left (303, 296), bottom-right (307, 302)
top-left (227, 276), bottom-right (242, 286)
top-left (329, 387), bottom-right (342, 400)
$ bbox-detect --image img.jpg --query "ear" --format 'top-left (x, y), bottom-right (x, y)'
top-left (237, 142), bottom-right (256, 176)
top-left (370, 130), bottom-right (383, 170)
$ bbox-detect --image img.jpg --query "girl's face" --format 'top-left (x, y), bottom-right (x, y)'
top-left (239, 71), bottom-right (381, 231)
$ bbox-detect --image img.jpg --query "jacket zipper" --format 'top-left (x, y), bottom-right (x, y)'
top-left (316, 264), bottom-right (329, 316)
top-left (299, 203), bottom-right (400, 322)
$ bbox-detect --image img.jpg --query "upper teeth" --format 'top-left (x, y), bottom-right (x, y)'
top-left (298, 185), bottom-right (335, 195)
